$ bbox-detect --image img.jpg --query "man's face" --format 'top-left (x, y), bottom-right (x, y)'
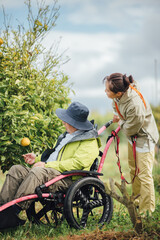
top-left (62, 121), bottom-right (77, 134)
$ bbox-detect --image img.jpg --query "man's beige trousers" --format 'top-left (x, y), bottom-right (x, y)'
top-left (0, 165), bottom-right (72, 209)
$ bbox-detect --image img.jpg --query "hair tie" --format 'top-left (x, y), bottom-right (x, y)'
top-left (123, 74), bottom-right (130, 91)
top-left (123, 74), bottom-right (127, 85)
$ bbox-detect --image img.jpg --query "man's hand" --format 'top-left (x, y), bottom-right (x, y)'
top-left (22, 153), bottom-right (36, 165)
top-left (32, 162), bottom-right (45, 168)
top-left (113, 115), bottom-right (120, 123)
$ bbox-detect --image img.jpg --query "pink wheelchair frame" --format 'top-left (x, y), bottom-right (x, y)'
top-left (0, 121), bottom-right (120, 229)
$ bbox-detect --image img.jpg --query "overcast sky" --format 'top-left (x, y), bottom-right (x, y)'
top-left (0, 0), bottom-right (160, 114)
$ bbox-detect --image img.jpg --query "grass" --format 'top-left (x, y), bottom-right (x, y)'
top-left (0, 199), bottom-right (159, 240)
top-left (0, 140), bottom-right (160, 239)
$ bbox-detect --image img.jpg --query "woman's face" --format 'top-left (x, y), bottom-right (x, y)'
top-left (105, 81), bottom-right (123, 99)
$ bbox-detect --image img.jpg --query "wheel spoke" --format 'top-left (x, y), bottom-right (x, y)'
top-left (80, 209), bottom-right (90, 227)
top-left (64, 177), bottom-right (113, 229)
top-left (88, 199), bottom-right (103, 210)
top-left (36, 204), bottom-right (52, 220)
top-left (44, 211), bottom-right (51, 224)
top-left (26, 201), bottom-right (64, 226)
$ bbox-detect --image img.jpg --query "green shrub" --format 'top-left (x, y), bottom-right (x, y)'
top-left (0, 0), bottom-right (71, 172)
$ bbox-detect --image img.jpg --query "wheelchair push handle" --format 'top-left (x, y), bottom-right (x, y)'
top-left (98, 120), bottom-right (113, 135)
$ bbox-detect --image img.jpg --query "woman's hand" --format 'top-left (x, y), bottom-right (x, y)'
top-left (113, 115), bottom-right (120, 123)
top-left (22, 153), bottom-right (36, 165)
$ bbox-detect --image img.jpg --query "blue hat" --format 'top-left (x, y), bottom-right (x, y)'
top-left (56, 102), bottom-right (93, 130)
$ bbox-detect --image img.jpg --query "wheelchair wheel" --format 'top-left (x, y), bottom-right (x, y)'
top-left (26, 200), bottom-right (64, 227)
top-left (64, 177), bottom-right (113, 229)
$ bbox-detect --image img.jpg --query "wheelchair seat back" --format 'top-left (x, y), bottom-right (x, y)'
top-left (90, 158), bottom-right (99, 172)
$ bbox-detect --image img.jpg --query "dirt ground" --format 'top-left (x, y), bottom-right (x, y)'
top-left (59, 229), bottom-right (160, 240)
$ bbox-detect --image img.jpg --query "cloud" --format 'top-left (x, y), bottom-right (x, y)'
top-left (70, 87), bottom-right (106, 98)
top-left (0, 0), bottom-right (37, 8)
top-left (59, 0), bottom-right (160, 32)
top-left (43, 30), bottom-right (125, 87)
top-left (42, 14), bottom-right (160, 106)
top-left (0, 0), bottom-right (55, 8)
top-left (56, 0), bottom-right (160, 104)
top-left (69, 86), bottom-right (112, 114)
top-left (0, 0), bottom-right (23, 8)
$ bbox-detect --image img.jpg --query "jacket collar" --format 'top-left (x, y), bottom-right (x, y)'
top-left (114, 81), bottom-right (139, 105)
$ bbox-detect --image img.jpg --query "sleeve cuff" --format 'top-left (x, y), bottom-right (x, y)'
top-left (35, 155), bottom-right (41, 163)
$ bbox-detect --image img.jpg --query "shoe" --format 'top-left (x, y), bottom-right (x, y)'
top-left (0, 206), bottom-right (25, 230)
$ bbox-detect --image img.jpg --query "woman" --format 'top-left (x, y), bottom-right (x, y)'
top-left (104, 72), bottom-right (159, 216)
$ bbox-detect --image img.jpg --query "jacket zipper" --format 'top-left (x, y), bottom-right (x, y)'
top-left (58, 145), bottom-right (66, 161)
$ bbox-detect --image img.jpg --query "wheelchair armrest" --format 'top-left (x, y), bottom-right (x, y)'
top-left (62, 170), bottom-right (103, 176)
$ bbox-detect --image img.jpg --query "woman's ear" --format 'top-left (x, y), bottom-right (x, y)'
top-left (116, 92), bottom-right (123, 99)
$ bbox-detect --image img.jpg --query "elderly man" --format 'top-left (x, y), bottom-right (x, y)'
top-left (0, 102), bottom-right (100, 229)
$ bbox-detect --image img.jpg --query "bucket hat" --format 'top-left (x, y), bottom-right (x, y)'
top-left (56, 102), bottom-right (93, 130)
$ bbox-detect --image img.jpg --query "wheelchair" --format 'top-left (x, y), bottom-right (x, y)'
top-left (26, 163), bottom-right (113, 229)
top-left (0, 120), bottom-right (120, 230)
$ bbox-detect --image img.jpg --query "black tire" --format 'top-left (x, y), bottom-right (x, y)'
top-left (63, 177), bottom-right (113, 229)
top-left (26, 200), bottom-right (64, 226)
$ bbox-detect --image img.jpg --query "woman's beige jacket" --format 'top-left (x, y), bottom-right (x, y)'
top-left (112, 81), bottom-right (159, 148)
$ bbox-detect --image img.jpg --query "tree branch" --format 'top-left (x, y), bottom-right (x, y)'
top-left (105, 178), bottom-right (142, 234)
